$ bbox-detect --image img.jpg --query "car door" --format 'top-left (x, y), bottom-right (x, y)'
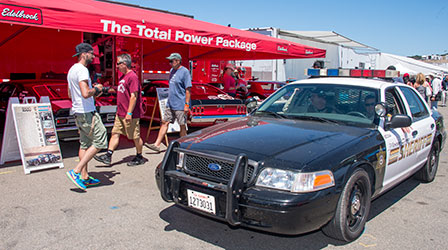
top-left (379, 87), bottom-right (418, 190)
top-left (398, 86), bottom-right (435, 165)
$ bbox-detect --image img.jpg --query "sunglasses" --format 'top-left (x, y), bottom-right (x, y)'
top-left (117, 62), bottom-right (124, 66)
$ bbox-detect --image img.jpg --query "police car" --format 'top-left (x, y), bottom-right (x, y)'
top-left (155, 69), bottom-right (446, 242)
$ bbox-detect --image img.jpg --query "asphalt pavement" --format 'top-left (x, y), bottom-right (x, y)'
top-left (1, 108), bottom-right (448, 250)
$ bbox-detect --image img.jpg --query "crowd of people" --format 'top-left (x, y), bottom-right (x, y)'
top-left (401, 71), bottom-right (447, 109)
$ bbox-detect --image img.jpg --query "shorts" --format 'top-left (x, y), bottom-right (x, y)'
top-left (111, 116), bottom-right (141, 140)
top-left (163, 107), bottom-right (187, 125)
top-left (75, 112), bottom-right (108, 150)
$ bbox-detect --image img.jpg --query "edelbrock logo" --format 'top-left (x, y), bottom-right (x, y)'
top-left (208, 163), bottom-right (222, 171)
top-left (0, 4), bottom-right (42, 25)
top-left (277, 46), bottom-right (288, 52)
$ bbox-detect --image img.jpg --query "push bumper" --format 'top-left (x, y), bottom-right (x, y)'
top-left (156, 142), bottom-right (339, 235)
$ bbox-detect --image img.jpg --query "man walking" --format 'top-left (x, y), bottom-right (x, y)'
top-left (66, 43), bottom-right (108, 191)
top-left (94, 54), bottom-right (145, 166)
top-left (146, 53), bottom-right (191, 153)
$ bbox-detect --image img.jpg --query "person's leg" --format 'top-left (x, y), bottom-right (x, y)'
top-left (108, 133), bottom-right (120, 151)
top-left (95, 116), bottom-right (124, 165)
top-left (154, 121), bottom-right (169, 147)
top-left (77, 148), bottom-right (88, 179)
top-left (75, 146), bottom-right (100, 179)
top-left (179, 125), bottom-right (187, 137)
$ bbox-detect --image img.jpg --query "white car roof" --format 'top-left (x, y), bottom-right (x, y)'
top-left (290, 77), bottom-right (400, 90)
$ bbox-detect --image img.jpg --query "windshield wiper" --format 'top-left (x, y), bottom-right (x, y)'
top-left (255, 110), bottom-right (288, 119)
top-left (290, 115), bottom-right (341, 125)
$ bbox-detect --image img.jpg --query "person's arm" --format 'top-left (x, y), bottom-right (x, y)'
top-left (79, 80), bottom-right (103, 99)
top-left (126, 91), bottom-right (138, 121)
top-left (184, 87), bottom-right (191, 113)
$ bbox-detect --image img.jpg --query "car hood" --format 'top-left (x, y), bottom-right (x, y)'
top-left (180, 116), bottom-right (373, 167)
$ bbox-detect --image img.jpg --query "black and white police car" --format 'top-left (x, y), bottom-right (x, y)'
top-left (155, 70), bottom-right (446, 242)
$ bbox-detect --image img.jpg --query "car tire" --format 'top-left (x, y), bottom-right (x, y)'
top-left (322, 168), bottom-right (371, 242)
top-left (415, 139), bottom-right (440, 183)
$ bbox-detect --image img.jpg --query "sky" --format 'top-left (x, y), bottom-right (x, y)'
top-left (117, 0), bottom-right (447, 57)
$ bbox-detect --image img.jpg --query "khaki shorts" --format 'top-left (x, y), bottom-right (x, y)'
top-left (75, 112), bottom-right (108, 150)
top-left (111, 116), bottom-right (141, 140)
top-left (163, 107), bottom-right (187, 125)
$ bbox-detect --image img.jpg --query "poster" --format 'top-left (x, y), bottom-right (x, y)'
top-left (11, 103), bottom-right (63, 174)
top-left (156, 88), bottom-right (187, 133)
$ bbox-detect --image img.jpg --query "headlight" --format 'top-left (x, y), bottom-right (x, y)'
top-left (176, 152), bottom-right (185, 170)
top-left (255, 168), bottom-right (335, 193)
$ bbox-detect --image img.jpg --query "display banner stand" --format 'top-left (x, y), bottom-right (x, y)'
top-left (0, 96), bottom-right (64, 174)
top-left (145, 96), bottom-right (169, 146)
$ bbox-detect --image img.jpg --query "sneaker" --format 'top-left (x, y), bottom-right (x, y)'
top-left (94, 153), bottom-right (111, 165)
top-left (127, 156), bottom-right (146, 166)
top-left (66, 169), bottom-right (86, 190)
top-left (82, 176), bottom-right (101, 187)
top-left (145, 143), bottom-right (161, 153)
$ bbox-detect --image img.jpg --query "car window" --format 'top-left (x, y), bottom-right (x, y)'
top-left (398, 87), bottom-right (429, 120)
top-left (257, 84), bottom-right (379, 127)
top-left (142, 84), bottom-right (158, 97)
top-left (384, 87), bottom-right (405, 116)
top-left (0, 84), bottom-right (16, 101)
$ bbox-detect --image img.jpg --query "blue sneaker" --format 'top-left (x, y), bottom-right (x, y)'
top-left (66, 170), bottom-right (86, 190)
top-left (83, 176), bottom-right (100, 187)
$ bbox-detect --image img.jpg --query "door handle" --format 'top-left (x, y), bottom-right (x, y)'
top-left (412, 131), bottom-right (418, 137)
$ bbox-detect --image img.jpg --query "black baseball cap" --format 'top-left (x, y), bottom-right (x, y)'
top-left (72, 43), bottom-right (94, 57)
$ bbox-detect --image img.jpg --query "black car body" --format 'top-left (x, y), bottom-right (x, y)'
top-left (27, 153), bottom-right (61, 166)
top-left (156, 78), bottom-right (445, 242)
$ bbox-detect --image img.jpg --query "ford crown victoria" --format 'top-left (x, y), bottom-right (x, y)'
top-left (155, 77), bottom-right (445, 242)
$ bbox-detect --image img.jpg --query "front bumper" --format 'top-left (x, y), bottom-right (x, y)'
top-left (156, 142), bottom-right (339, 235)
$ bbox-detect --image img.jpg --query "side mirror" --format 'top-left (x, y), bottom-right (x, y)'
top-left (386, 114), bottom-right (412, 130)
top-left (245, 97), bottom-right (257, 113)
top-left (374, 103), bottom-right (387, 117)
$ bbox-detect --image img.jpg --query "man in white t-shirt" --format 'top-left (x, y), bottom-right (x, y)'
top-left (430, 73), bottom-right (442, 109)
top-left (65, 43), bottom-right (108, 191)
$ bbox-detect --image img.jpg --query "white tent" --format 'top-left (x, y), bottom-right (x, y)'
top-left (377, 53), bottom-right (448, 75)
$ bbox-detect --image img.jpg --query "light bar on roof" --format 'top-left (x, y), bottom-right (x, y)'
top-left (305, 68), bottom-right (400, 79)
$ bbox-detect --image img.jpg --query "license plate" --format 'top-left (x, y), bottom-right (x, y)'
top-left (187, 189), bottom-right (216, 214)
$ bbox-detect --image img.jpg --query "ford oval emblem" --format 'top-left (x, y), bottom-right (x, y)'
top-left (208, 163), bottom-right (222, 171)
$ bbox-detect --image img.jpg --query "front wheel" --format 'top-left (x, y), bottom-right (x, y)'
top-left (322, 168), bottom-right (371, 242)
top-left (415, 139), bottom-right (440, 183)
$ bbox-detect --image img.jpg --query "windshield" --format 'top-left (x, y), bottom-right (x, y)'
top-left (256, 84), bottom-right (380, 128)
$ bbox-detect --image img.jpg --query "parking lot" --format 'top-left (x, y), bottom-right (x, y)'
top-left (1, 107), bottom-right (448, 250)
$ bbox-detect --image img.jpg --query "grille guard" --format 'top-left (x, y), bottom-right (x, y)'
top-left (160, 141), bottom-right (250, 226)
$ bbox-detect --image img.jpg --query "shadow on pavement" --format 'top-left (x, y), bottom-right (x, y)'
top-left (159, 205), bottom-right (346, 250)
top-left (368, 175), bottom-right (420, 221)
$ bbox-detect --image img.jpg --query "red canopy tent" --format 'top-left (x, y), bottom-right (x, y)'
top-left (0, 0), bottom-right (326, 61)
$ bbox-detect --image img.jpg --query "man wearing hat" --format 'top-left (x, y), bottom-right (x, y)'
top-left (146, 53), bottom-right (192, 152)
top-left (65, 42), bottom-right (107, 191)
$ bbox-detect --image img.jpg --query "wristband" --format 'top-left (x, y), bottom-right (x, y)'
top-left (127, 112), bottom-right (133, 116)
top-left (185, 103), bottom-right (189, 107)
